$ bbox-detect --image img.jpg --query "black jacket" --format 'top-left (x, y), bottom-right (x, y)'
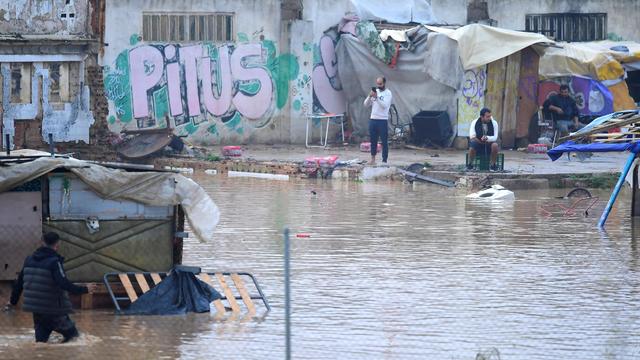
top-left (10, 246), bottom-right (87, 315)
top-left (543, 94), bottom-right (579, 121)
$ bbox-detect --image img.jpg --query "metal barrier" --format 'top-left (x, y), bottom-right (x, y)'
top-left (103, 271), bottom-right (270, 315)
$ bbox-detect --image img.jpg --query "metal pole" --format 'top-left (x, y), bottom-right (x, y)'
top-left (48, 133), bottom-right (54, 157)
top-left (284, 228), bottom-right (291, 360)
top-left (5, 134), bottom-right (9, 155)
top-left (598, 152), bottom-right (637, 228)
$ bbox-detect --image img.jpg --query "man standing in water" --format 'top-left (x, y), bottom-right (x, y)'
top-left (364, 76), bottom-right (393, 164)
top-left (3, 232), bottom-right (96, 343)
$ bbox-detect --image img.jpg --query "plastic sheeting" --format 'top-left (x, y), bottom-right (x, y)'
top-left (425, 24), bottom-right (550, 70)
top-left (539, 41), bottom-right (640, 82)
top-left (124, 269), bottom-right (222, 315)
top-left (547, 140), bottom-right (640, 161)
top-left (336, 28), bottom-right (458, 145)
top-left (0, 157), bottom-right (220, 242)
top-left (350, 0), bottom-right (437, 24)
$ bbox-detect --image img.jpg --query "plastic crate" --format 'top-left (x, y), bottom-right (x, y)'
top-left (359, 142), bottom-right (382, 152)
top-left (465, 153), bottom-right (504, 171)
top-left (527, 143), bottom-right (548, 154)
top-left (222, 146), bottom-right (242, 157)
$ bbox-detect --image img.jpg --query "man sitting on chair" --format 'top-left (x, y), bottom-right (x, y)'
top-left (468, 107), bottom-right (499, 171)
top-left (543, 84), bottom-right (584, 136)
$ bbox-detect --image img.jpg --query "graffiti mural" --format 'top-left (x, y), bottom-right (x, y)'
top-left (312, 34), bottom-right (346, 114)
top-left (457, 66), bottom-right (486, 136)
top-left (104, 37), bottom-right (299, 139)
top-left (538, 76), bottom-right (614, 116)
top-left (1, 62), bottom-right (94, 147)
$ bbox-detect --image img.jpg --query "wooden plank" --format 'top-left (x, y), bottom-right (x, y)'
top-left (150, 273), bottom-right (163, 285)
top-left (501, 52), bottom-right (521, 149)
top-left (231, 273), bottom-right (257, 315)
top-left (198, 273), bottom-right (226, 314)
top-left (485, 58), bottom-right (507, 130)
top-left (516, 47), bottom-right (540, 142)
top-left (215, 273), bottom-right (241, 313)
top-left (118, 274), bottom-right (138, 302)
top-left (135, 274), bottom-right (150, 293)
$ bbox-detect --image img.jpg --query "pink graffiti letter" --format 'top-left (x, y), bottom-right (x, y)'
top-left (166, 62), bottom-right (183, 116)
top-left (230, 44), bottom-right (273, 120)
top-left (180, 45), bottom-right (203, 117)
top-left (129, 46), bottom-right (164, 118)
top-left (201, 45), bottom-right (233, 117)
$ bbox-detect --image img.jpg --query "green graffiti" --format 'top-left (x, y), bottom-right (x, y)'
top-left (293, 99), bottom-right (301, 111)
top-left (185, 122), bottom-right (199, 134)
top-left (237, 32), bottom-right (249, 43)
top-left (129, 34), bottom-right (140, 46)
top-left (225, 112), bottom-right (242, 130)
top-left (238, 81), bottom-right (261, 95)
top-left (153, 86), bottom-right (169, 120)
top-left (104, 51), bottom-right (133, 123)
top-left (236, 127), bottom-right (244, 135)
top-left (313, 43), bottom-right (322, 65)
top-left (608, 32), bottom-right (624, 41)
top-left (262, 40), bottom-right (299, 109)
top-left (207, 123), bottom-right (218, 135)
top-left (108, 115), bottom-right (116, 124)
top-left (303, 42), bottom-right (312, 52)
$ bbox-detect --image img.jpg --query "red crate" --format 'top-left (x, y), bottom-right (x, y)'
top-left (222, 146), bottom-right (242, 157)
top-left (359, 142), bottom-right (382, 152)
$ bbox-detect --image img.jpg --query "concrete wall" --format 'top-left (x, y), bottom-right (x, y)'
top-left (102, 0), bottom-right (319, 145)
top-left (0, 0), bottom-right (91, 35)
top-left (487, 0), bottom-right (640, 41)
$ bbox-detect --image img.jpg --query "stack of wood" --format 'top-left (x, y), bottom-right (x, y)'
top-left (561, 111), bottom-right (640, 143)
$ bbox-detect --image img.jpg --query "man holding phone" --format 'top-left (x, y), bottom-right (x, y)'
top-left (364, 76), bottom-right (393, 164)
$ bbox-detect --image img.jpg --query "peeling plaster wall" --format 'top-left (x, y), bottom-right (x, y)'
top-left (0, 0), bottom-right (90, 35)
top-left (102, 0), bottom-right (317, 145)
top-left (0, 61), bottom-right (95, 147)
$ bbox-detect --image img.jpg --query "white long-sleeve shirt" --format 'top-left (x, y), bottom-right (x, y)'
top-left (364, 88), bottom-right (393, 120)
top-left (469, 118), bottom-right (499, 142)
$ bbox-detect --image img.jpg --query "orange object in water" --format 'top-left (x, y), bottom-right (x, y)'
top-left (296, 233), bottom-right (311, 238)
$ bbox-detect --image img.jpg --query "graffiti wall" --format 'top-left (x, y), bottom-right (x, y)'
top-left (457, 66), bottom-right (486, 136)
top-left (1, 61), bottom-right (95, 147)
top-left (104, 36), bottom-right (300, 142)
top-left (538, 76), bottom-right (614, 117)
top-left (312, 34), bottom-right (347, 115)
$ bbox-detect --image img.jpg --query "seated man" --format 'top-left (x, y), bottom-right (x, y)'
top-left (468, 107), bottom-right (499, 171)
top-left (542, 84), bottom-right (585, 136)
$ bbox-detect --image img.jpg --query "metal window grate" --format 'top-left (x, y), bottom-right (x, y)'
top-left (142, 13), bottom-right (234, 42)
top-left (525, 13), bottom-right (607, 42)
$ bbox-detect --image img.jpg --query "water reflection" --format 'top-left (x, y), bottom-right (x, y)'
top-left (1, 178), bottom-right (640, 359)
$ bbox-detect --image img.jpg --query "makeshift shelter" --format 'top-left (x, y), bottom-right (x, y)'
top-left (334, 23), bottom-right (551, 148)
top-left (538, 41), bottom-right (640, 117)
top-left (0, 151), bottom-right (219, 283)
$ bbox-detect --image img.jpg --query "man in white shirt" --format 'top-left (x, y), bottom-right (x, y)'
top-left (468, 107), bottom-right (500, 171)
top-left (363, 77), bottom-right (393, 164)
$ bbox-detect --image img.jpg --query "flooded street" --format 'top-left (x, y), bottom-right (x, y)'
top-left (2, 177), bottom-right (640, 359)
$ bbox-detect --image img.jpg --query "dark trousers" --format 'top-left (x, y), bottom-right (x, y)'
top-left (369, 119), bottom-right (389, 162)
top-left (33, 313), bottom-right (79, 343)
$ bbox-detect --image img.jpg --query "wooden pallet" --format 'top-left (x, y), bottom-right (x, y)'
top-left (104, 271), bottom-right (269, 316)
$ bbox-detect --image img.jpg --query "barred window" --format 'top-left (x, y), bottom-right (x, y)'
top-left (142, 13), bottom-right (234, 42)
top-left (525, 13), bottom-right (607, 42)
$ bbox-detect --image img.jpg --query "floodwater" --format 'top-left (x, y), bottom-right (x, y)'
top-left (2, 177), bottom-right (640, 359)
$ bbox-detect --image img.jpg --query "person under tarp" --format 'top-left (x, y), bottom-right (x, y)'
top-left (124, 267), bottom-right (221, 315)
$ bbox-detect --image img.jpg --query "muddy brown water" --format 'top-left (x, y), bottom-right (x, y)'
top-left (2, 177), bottom-right (640, 359)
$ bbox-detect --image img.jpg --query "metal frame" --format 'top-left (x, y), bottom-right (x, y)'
top-left (103, 271), bottom-right (270, 313)
top-left (305, 113), bottom-right (345, 148)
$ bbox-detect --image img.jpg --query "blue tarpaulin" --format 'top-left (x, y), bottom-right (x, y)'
top-left (547, 141), bottom-right (640, 161)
